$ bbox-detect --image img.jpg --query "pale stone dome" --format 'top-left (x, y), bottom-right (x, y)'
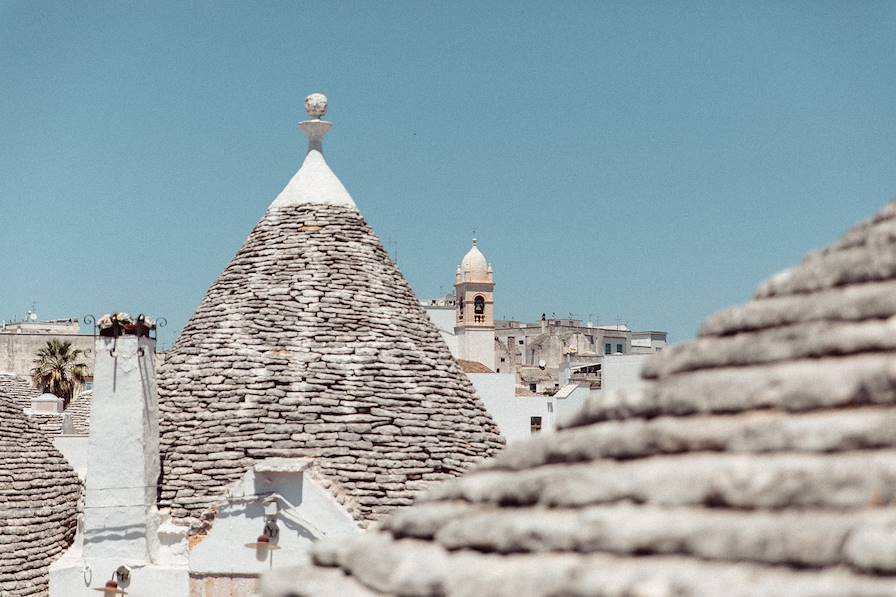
top-left (460, 239), bottom-right (488, 274)
top-left (461, 240), bottom-right (487, 273)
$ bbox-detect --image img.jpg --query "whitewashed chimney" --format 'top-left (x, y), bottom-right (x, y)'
top-left (83, 333), bottom-right (160, 560)
top-left (51, 329), bottom-right (188, 596)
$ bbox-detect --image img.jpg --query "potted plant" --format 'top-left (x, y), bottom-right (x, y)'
top-left (97, 313), bottom-right (156, 337)
top-left (98, 312), bottom-right (133, 338)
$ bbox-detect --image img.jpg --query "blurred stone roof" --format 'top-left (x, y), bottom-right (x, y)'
top-left (0, 395), bottom-right (81, 595)
top-left (263, 201), bottom-right (896, 596)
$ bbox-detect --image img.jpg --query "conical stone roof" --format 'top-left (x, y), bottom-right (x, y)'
top-left (158, 95), bottom-right (504, 530)
top-left (0, 373), bottom-right (38, 411)
top-left (0, 395), bottom-right (81, 596)
top-left (264, 201), bottom-right (896, 596)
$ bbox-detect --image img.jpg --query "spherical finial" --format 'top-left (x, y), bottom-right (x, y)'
top-left (304, 93), bottom-right (328, 119)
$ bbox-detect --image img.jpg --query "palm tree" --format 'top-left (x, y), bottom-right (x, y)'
top-left (31, 339), bottom-right (88, 409)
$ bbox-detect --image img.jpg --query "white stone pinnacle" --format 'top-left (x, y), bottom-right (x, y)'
top-left (304, 93), bottom-right (328, 119)
top-left (270, 92), bottom-right (356, 210)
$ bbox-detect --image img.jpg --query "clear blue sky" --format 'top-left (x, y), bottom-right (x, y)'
top-left (1, 1), bottom-right (894, 348)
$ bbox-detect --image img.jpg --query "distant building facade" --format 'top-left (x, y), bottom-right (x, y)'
top-left (0, 309), bottom-right (95, 380)
top-left (422, 243), bottom-right (667, 395)
top-left (496, 319), bottom-right (666, 393)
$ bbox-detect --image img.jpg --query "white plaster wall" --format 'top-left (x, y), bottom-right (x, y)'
top-left (53, 435), bottom-right (89, 480)
top-left (468, 373), bottom-right (548, 443)
top-left (423, 306), bottom-right (458, 357)
top-left (50, 559), bottom-right (189, 597)
top-left (553, 384), bottom-right (590, 427)
top-left (602, 354), bottom-right (650, 390)
top-left (458, 328), bottom-right (496, 370)
top-left (189, 465), bottom-right (358, 577)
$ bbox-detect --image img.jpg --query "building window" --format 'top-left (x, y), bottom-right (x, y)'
top-left (616, 343), bottom-right (624, 354)
top-left (518, 339), bottom-right (524, 345)
top-left (496, 368), bottom-right (500, 373)
top-left (530, 416), bottom-right (542, 433)
top-left (605, 343), bottom-right (611, 354)
top-left (500, 357), bottom-right (506, 362)
top-left (529, 383), bottom-right (537, 391)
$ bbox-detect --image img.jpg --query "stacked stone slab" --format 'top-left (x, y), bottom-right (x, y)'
top-left (0, 395), bottom-right (81, 596)
top-left (65, 390), bottom-right (91, 433)
top-left (0, 373), bottom-right (38, 410)
top-left (264, 201), bottom-right (896, 597)
top-left (158, 98), bottom-right (504, 531)
top-left (0, 375), bottom-right (91, 436)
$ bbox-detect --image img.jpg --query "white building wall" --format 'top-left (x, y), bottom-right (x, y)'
top-left (53, 436), bottom-right (88, 480)
top-left (553, 384), bottom-right (590, 427)
top-left (602, 354), bottom-right (652, 389)
top-left (458, 328), bottom-right (496, 370)
top-left (423, 306), bottom-right (458, 357)
top-left (188, 461), bottom-right (358, 579)
top-left (468, 373), bottom-right (548, 443)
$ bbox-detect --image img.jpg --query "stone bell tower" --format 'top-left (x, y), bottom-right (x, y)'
top-left (454, 239), bottom-right (496, 370)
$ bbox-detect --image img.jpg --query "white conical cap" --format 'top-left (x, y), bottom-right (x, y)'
top-left (270, 93), bottom-right (356, 210)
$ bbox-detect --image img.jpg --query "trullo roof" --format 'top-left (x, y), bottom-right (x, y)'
top-left (0, 373), bottom-right (38, 411)
top-left (263, 201), bottom-right (896, 597)
top-left (0, 395), bottom-right (81, 596)
top-left (157, 95), bottom-right (504, 531)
